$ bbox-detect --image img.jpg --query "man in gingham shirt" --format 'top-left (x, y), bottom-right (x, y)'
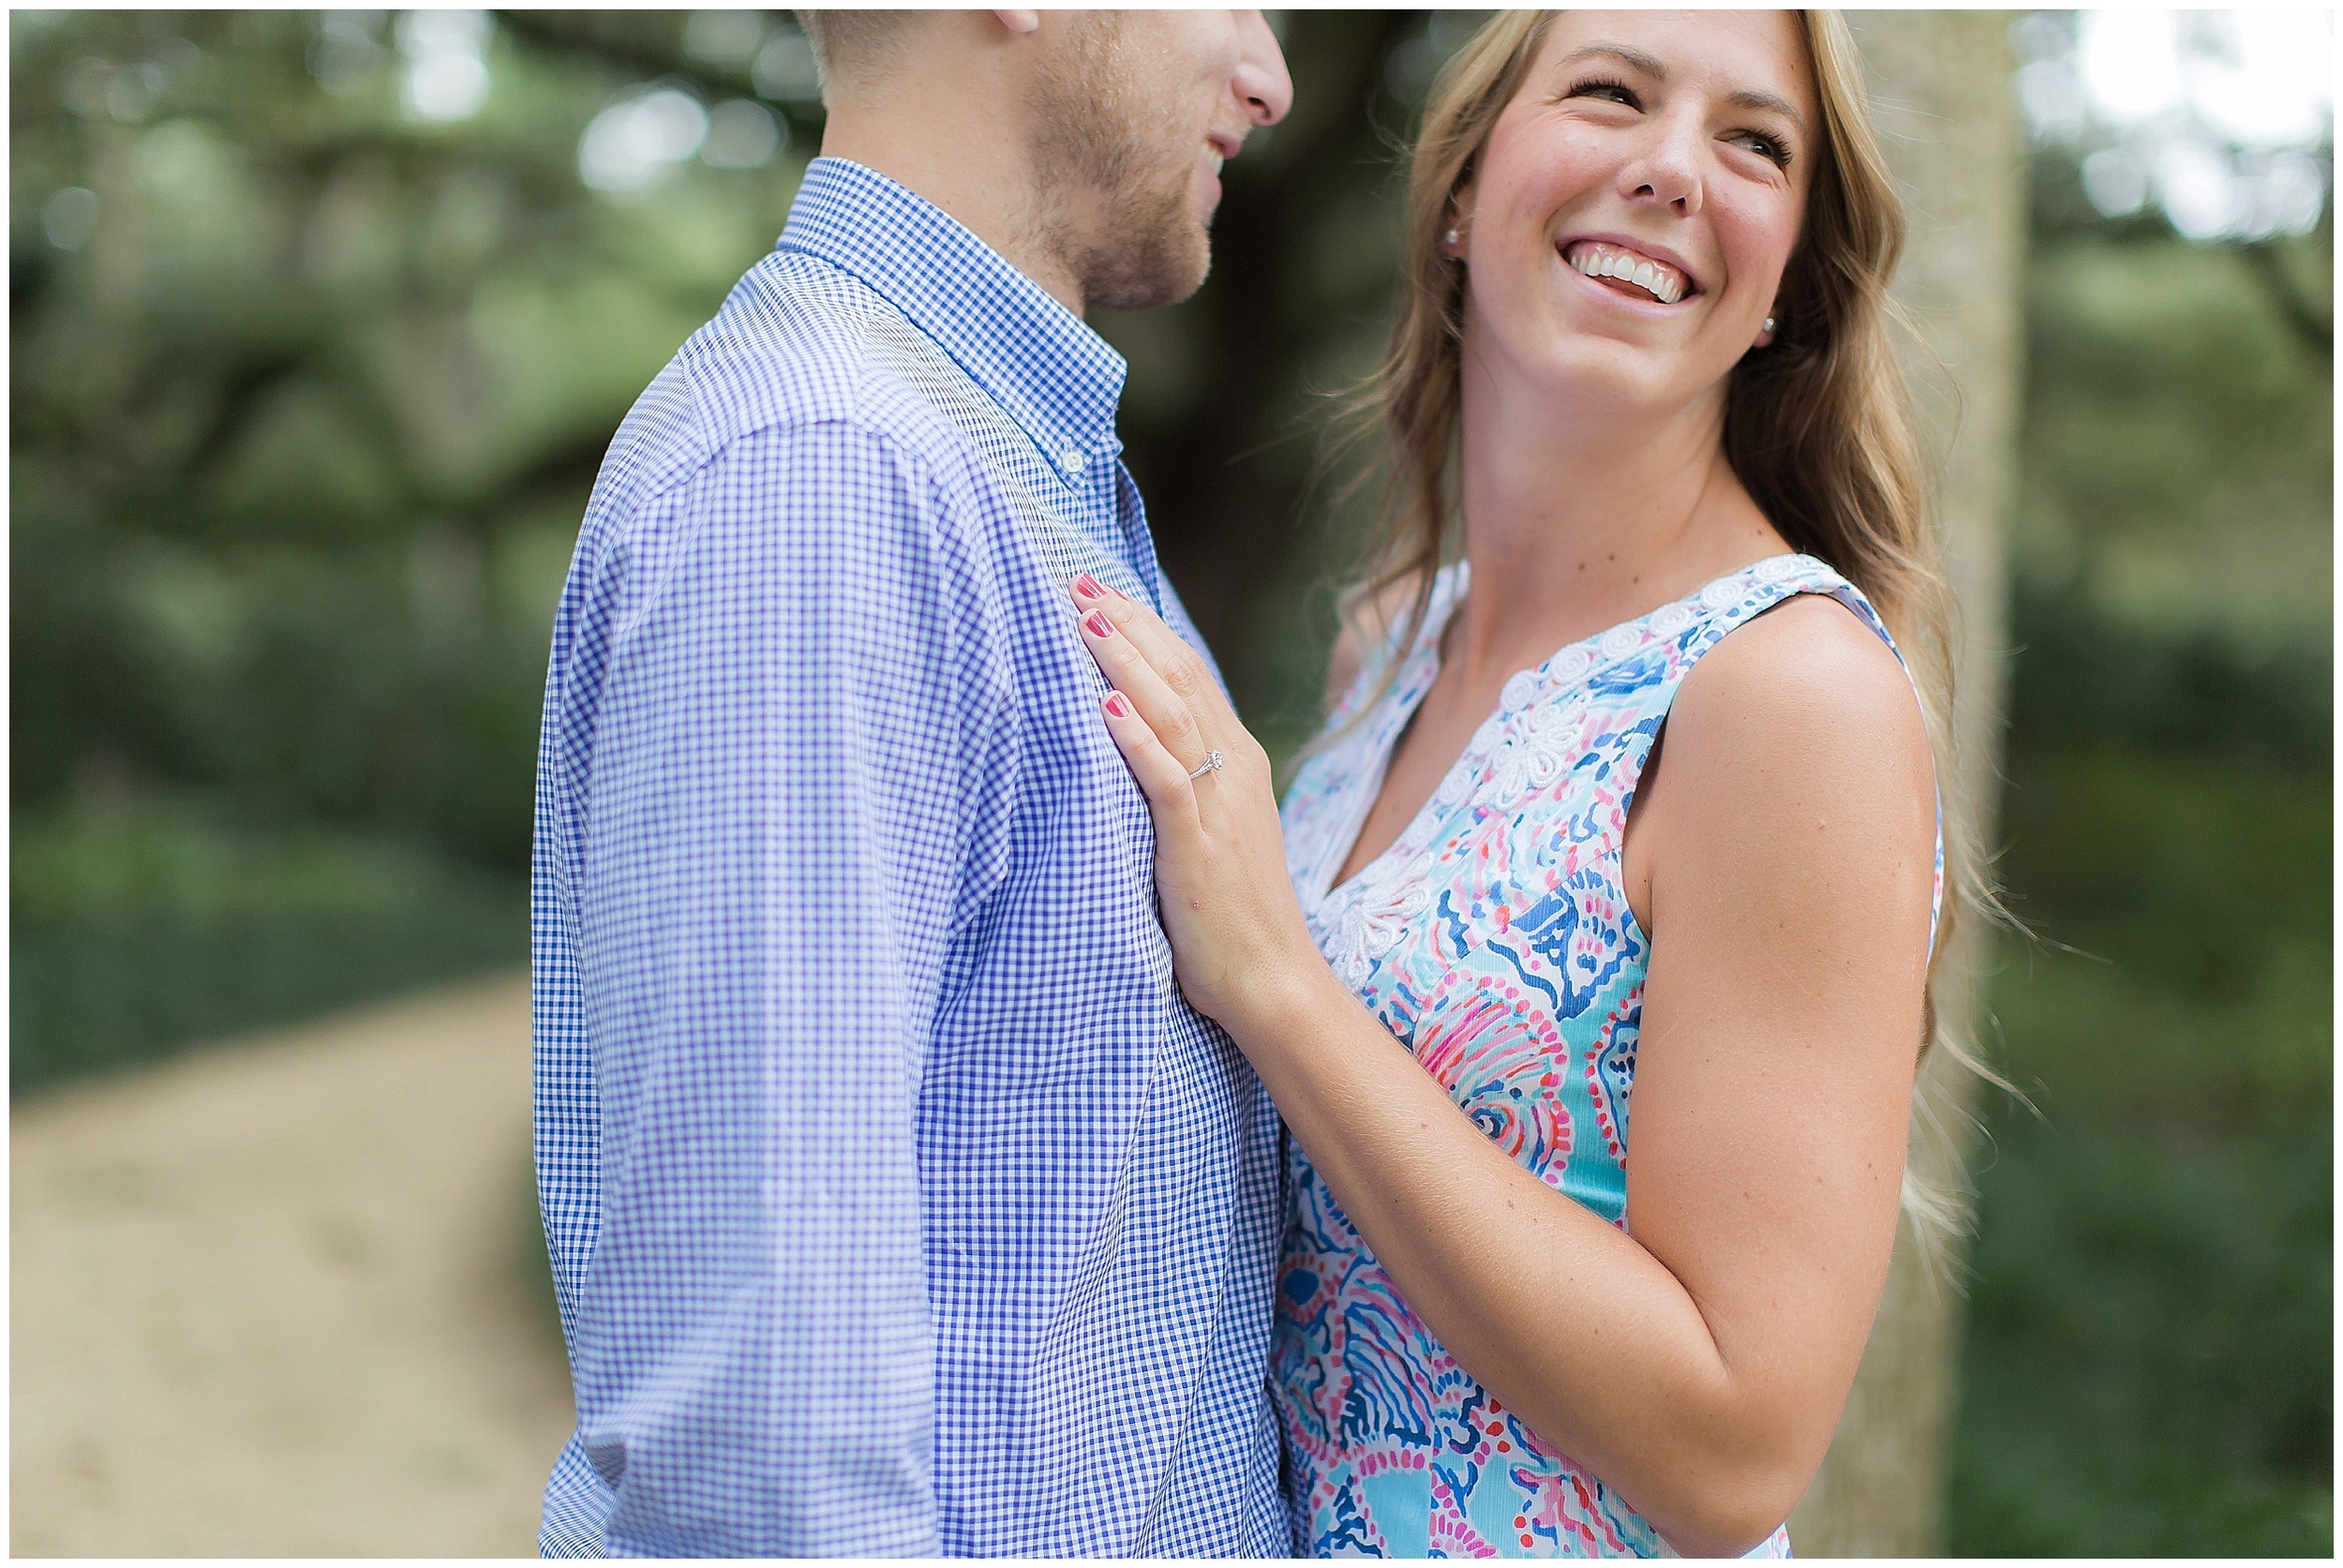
top-left (530, 12), bottom-right (1294, 1556)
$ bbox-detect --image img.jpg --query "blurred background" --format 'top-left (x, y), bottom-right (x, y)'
top-left (10, 8), bottom-right (2330, 1557)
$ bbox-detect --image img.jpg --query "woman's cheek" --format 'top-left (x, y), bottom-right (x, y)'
top-left (1710, 188), bottom-right (1800, 300)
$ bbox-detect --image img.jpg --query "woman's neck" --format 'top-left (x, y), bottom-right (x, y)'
top-left (1445, 351), bottom-right (1785, 690)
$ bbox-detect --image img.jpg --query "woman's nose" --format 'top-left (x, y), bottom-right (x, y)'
top-left (1615, 113), bottom-right (1705, 214)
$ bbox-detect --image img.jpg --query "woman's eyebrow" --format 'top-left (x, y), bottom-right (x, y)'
top-left (1559, 41), bottom-right (1669, 79)
top-left (1728, 88), bottom-right (1807, 136)
top-left (1558, 40), bottom-right (1809, 137)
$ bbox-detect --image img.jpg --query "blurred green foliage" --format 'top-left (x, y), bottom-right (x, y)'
top-left (7, 9), bottom-right (2332, 1555)
top-left (1953, 746), bottom-right (2331, 1555)
top-left (1948, 146), bottom-right (2330, 1554)
top-left (10, 10), bottom-right (815, 864)
top-left (2009, 232), bottom-right (2332, 646)
top-left (11, 805), bottom-right (526, 1089)
top-left (11, 11), bottom-right (822, 1081)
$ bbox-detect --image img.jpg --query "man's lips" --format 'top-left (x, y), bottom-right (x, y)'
top-left (1560, 238), bottom-right (1697, 306)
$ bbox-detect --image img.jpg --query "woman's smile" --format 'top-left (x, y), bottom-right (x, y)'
top-left (1560, 237), bottom-right (1697, 306)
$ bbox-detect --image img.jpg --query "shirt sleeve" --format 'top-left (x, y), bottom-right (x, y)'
top-left (547, 418), bottom-right (1017, 1556)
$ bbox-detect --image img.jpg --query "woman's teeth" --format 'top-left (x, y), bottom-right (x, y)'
top-left (1564, 242), bottom-right (1688, 305)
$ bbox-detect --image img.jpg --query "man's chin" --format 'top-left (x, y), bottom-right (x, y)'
top-left (1086, 227), bottom-right (1212, 312)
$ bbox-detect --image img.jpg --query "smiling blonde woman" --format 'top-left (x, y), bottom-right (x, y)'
top-left (1064, 9), bottom-right (1979, 1558)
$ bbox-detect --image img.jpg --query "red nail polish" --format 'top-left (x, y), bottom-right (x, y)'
top-left (1105, 692), bottom-right (1131, 718)
top-left (1072, 574), bottom-right (1104, 598)
top-left (1083, 611), bottom-right (1113, 638)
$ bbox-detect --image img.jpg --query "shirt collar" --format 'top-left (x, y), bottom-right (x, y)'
top-left (778, 157), bottom-right (1127, 490)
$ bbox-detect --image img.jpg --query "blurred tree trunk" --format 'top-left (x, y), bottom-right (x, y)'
top-left (1786, 13), bottom-right (2027, 1556)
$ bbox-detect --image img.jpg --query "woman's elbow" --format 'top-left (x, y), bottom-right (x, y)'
top-left (1639, 1441), bottom-right (1819, 1559)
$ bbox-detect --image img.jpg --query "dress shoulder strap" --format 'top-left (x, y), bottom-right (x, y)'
top-left (1666, 552), bottom-right (1901, 672)
top-left (1328, 562), bottom-right (1468, 728)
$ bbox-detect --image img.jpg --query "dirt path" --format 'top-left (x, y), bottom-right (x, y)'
top-left (11, 971), bottom-right (575, 1557)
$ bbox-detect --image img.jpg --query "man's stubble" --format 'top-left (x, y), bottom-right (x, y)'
top-left (1027, 14), bottom-right (1214, 313)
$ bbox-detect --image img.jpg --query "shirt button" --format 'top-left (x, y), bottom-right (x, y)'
top-left (1060, 445), bottom-right (1087, 475)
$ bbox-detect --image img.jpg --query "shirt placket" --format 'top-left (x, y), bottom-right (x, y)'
top-left (1111, 458), bottom-right (1167, 617)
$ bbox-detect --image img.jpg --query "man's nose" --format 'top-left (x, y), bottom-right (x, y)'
top-left (1234, 10), bottom-right (1293, 127)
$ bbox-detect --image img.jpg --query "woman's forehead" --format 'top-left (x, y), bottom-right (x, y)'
top-left (1527, 10), bottom-right (1816, 113)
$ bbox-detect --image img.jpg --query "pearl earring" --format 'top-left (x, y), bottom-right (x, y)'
top-left (1762, 316), bottom-right (1777, 335)
top-left (1445, 229), bottom-right (1462, 246)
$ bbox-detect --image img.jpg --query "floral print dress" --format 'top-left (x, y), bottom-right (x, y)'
top-left (1270, 553), bottom-right (1938, 1559)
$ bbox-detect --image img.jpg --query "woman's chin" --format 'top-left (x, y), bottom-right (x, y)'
top-left (1525, 343), bottom-right (1715, 421)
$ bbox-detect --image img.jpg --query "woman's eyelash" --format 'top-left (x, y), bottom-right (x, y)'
top-left (1737, 129), bottom-right (1793, 169)
top-left (1564, 76), bottom-right (1640, 110)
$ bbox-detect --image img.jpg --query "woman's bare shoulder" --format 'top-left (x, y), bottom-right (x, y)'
top-left (1684, 590), bottom-right (1925, 732)
top-left (1661, 591), bottom-right (1935, 862)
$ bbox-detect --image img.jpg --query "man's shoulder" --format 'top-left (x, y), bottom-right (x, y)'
top-left (673, 249), bottom-right (983, 476)
top-left (589, 249), bottom-right (997, 531)
top-left (568, 252), bottom-right (1043, 627)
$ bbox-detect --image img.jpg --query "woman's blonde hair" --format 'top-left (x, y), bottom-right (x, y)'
top-left (1340, 10), bottom-right (1994, 1251)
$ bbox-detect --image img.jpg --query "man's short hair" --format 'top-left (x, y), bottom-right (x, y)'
top-left (794, 10), bottom-right (921, 95)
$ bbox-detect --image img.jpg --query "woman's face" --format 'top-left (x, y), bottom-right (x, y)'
top-left (1454, 10), bottom-right (1817, 420)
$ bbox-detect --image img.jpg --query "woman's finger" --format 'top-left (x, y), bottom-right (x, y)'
top-left (1098, 689), bottom-right (1203, 840)
top-left (1070, 575), bottom-right (1242, 738)
top-left (1077, 606), bottom-right (1214, 774)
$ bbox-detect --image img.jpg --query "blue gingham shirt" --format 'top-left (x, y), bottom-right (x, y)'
top-left (530, 157), bottom-right (1289, 1557)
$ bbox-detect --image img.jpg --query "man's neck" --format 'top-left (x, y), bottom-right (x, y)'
top-left (819, 108), bottom-right (1084, 318)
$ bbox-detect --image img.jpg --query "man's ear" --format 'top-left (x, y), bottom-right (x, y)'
top-left (992, 10), bottom-right (1039, 36)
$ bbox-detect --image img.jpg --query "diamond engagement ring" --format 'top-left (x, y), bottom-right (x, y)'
top-left (1186, 750), bottom-right (1226, 781)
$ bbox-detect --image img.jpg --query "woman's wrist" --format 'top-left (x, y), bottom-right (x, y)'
top-left (1218, 932), bottom-right (1351, 1057)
